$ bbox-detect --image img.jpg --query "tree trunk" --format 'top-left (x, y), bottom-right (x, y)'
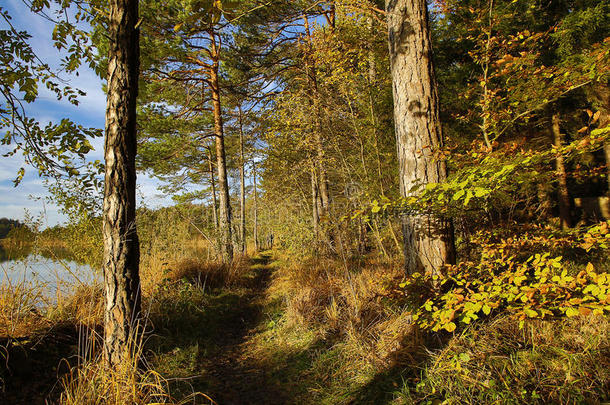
top-left (552, 112), bottom-right (572, 229)
top-left (588, 83), bottom-right (610, 193)
top-left (303, 16), bottom-right (331, 217)
top-left (238, 106), bottom-right (246, 254)
top-left (207, 145), bottom-right (219, 230)
top-left (253, 160), bottom-right (259, 253)
top-left (385, 0), bottom-right (456, 275)
top-left (209, 30), bottom-right (233, 263)
top-left (103, 0), bottom-right (141, 367)
top-left (311, 163), bottom-right (320, 240)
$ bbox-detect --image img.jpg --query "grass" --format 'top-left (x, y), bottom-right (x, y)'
top-left (1, 245), bottom-right (609, 404)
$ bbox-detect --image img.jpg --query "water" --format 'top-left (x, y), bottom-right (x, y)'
top-left (0, 244), bottom-right (99, 299)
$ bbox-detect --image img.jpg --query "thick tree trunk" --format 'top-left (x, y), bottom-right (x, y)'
top-left (103, 0), bottom-right (141, 367)
top-left (207, 146), bottom-right (219, 230)
top-left (552, 113), bottom-right (572, 229)
top-left (386, 0), bottom-right (456, 275)
top-left (253, 161), bottom-right (259, 253)
top-left (238, 106), bottom-right (246, 254)
top-left (210, 31), bottom-right (233, 263)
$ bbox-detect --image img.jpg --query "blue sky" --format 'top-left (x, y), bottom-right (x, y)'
top-left (1, 0), bottom-right (171, 226)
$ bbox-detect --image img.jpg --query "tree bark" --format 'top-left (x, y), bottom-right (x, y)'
top-left (303, 16), bottom-right (331, 217)
top-left (385, 0), bottom-right (456, 275)
top-left (552, 112), bottom-right (572, 229)
top-left (588, 83), bottom-right (610, 193)
top-left (238, 106), bottom-right (246, 254)
top-left (103, 0), bottom-right (141, 367)
top-left (311, 163), bottom-right (320, 240)
top-left (207, 145), bottom-right (219, 230)
top-left (209, 30), bottom-right (233, 263)
top-left (252, 160), bottom-right (259, 253)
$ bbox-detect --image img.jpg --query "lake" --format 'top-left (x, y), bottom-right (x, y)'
top-left (0, 243), bottom-right (99, 299)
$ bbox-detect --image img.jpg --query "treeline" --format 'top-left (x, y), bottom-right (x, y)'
top-left (0, 218), bottom-right (24, 239)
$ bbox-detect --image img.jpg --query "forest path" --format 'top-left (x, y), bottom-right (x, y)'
top-left (199, 252), bottom-right (290, 405)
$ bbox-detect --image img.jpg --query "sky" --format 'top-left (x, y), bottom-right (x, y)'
top-left (0, 0), bottom-right (172, 226)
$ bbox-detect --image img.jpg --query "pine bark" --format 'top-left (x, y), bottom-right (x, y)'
top-left (103, 0), bottom-right (141, 367)
top-left (385, 0), bottom-right (456, 275)
top-left (552, 113), bottom-right (572, 229)
top-left (209, 30), bottom-right (233, 263)
top-left (238, 107), bottom-right (246, 254)
top-left (207, 146), bottom-right (219, 230)
top-left (253, 161), bottom-right (259, 253)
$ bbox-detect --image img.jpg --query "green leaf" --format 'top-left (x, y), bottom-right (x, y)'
top-left (444, 322), bottom-right (457, 332)
top-left (524, 308), bottom-right (537, 318)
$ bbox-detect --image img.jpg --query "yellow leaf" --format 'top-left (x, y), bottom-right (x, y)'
top-left (592, 110), bottom-right (601, 124)
top-left (445, 322), bottom-right (456, 332)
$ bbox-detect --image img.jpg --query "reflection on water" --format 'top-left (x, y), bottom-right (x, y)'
top-left (0, 243), bottom-right (99, 298)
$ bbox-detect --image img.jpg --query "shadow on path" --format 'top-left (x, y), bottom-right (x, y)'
top-left (201, 253), bottom-right (290, 405)
top-left (153, 252), bottom-right (293, 405)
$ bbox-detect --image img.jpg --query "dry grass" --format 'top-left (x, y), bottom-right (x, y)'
top-left (0, 274), bottom-right (49, 338)
top-left (165, 255), bottom-right (251, 290)
top-left (59, 330), bottom-right (212, 405)
top-left (267, 255), bottom-right (418, 366)
top-left (49, 284), bottom-right (104, 327)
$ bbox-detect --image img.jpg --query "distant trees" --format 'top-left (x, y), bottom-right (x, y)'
top-left (0, 218), bottom-right (24, 239)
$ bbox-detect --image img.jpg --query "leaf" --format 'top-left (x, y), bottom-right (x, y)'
top-left (453, 189), bottom-right (465, 201)
top-left (565, 307), bottom-right (579, 317)
top-left (459, 353), bottom-right (471, 362)
top-left (444, 322), bottom-right (456, 332)
top-left (579, 306), bottom-right (592, 316)
top-left (524, 308), bottom-right (537, 318)
top-left (474, 187), bottom-right (488, 197)
top-left (592, 111), bottom-right (601, 124)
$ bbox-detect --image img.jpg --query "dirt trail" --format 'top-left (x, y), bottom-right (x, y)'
top-left (201, 253), bottom-right (289, 405)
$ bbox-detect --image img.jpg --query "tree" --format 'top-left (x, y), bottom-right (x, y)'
top-left (102, 0), bottom-right (141, 366)
top-left (385, 0), bottom-right (455, 274)
top-left (0, 2), bottom-right (102, 187)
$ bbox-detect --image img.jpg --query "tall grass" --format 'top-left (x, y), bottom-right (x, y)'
top-left (0, 266), bottom-right (48, 338)
top-left (59, 326), bottom-right (213, 405)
